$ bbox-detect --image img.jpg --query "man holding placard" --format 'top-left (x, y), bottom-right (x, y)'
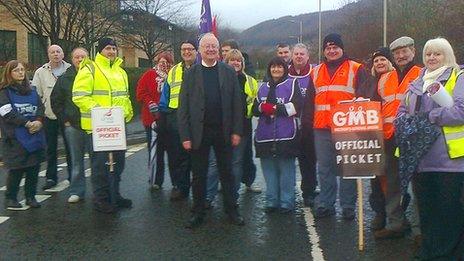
top-left (72, 38), bottom-right (133, 213)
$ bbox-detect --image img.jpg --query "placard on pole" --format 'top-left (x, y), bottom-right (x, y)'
top-left (330, 99), bottom-right (385, 251)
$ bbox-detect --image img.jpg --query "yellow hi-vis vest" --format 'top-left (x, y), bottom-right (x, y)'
top-left (442, 69), bottom-right (464, 158)
top-left (166, 62), bottom-right (184, 109)
top-left (244, 74), bottom-right (258, 118)
top-left (72, 53), bottom-right (133, 133)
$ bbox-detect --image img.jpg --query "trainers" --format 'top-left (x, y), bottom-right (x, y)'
top-left (342, 208), bottom-right (355, 220)
top-left (371, 214), bottom-right (386, 231)
top-left (246, 185), bottom-right (262, 193)
top-left (93, 201), bottom-right (117, 214)
top-left (42, 179), bottom-right (57, 190)
top-left (26, 197), bottom-right (41, 208)
top-left (68, 195), bottom-right (80, 203)
top-left (314, 207), bottom-right (336, 218)
top-left (116, 197), bottom-right (132, 208)
top-left (5, 199), bottom-right (22, 210)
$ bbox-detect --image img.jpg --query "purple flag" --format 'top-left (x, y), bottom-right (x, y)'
top-left (199, 0), bottom-right (213, 36)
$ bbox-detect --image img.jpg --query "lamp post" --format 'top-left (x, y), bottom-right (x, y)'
top-left (318, 0), bottom-right (322, 63)
top-left (383, 0), bottom-right (387, 46)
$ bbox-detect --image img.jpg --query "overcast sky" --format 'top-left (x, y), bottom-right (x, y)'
top-left (187, 0), bottom-right (343, 30)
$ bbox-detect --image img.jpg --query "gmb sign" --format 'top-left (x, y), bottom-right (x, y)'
top-left (91, 107), bottom-right (127, 152)
top-left (330, 101), bottom-right (385, 179)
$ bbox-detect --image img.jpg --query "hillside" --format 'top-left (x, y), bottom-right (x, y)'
top-left (239, 0), bottom-right (464, 63)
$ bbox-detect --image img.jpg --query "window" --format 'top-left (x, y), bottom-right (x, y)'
top-left (0, 30), bottom-right (17, 64)
top-left (28, 33), bottom-right (48, 66)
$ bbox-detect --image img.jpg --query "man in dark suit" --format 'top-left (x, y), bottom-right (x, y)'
top-left (178, 33), bottom-right (245, 229)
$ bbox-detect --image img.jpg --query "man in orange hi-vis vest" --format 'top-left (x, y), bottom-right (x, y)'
top-left (373, 36), bottom-right (422, 240)
top-left (311, 33), bottom-right (370, 220)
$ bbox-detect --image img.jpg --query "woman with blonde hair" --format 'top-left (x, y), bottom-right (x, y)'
top-left (396, 37), bottom-right (464, 259)
top-left (0, 60), bottom-right (45, 209)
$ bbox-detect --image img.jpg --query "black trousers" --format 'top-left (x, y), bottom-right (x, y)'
top-left (5, 165), bottom-right (40, 200)
top-left (241, 127), bottom-right (257, 186)
top-left (298, 130), bottom-right (317, 199)
top-left (191, 126), bottom-right (236, 216)
top-left (145, 123), bottom-right (168, 186)
top-left (44, 118), bottom-right (72, 182)
top-left (413, 172), bottom-right (464, 260)
top-left (165, 111), bottom-right (191, 195)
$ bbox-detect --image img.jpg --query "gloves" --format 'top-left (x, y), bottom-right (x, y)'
top-left (260, 102), bottom-right (276, 116)
top-left (148, 102), bottom-right (159, 114)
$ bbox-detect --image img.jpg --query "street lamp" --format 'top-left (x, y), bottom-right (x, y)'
top-left (318, 0), bottom-right (322, 63)
top-left (289, 20), bottom-right (303, 43)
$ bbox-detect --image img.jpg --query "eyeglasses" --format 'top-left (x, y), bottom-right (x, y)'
top-left (12, 68), bottom-right (25, 73)
top-left (201, 44), bottom-right (218, 50)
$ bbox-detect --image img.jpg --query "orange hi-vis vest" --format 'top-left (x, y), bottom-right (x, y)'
top-left (311, 60), bottom-right (362, 129)
top-left (377, 65), bottom-right (421, 139)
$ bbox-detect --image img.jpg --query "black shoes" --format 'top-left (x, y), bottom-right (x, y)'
top-left (186, 215), bottom-right (204, 229)
top-left (93, 201), bottom-right (117, 214)
top-left (228, 211), bottom-right (245, 226)
top-left (42, 179), bottom-right (57, 190)
top-left (26, 197), bottom-right (41, 208)
top-left (5, 199), bottom-right (22, 210)
top-left (116, 197), bottom-right (133, 208)
top-left (313, 207), bottom-right (336, 218)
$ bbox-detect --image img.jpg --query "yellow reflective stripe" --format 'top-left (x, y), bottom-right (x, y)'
top-left (112, 91), bottom-right (128, 97)
top-left (315, 104), bottom-right (331, 111)
top-left (315, 85), bottom-right (355, 94)
top-left (81, 113), bottom-right (91, 118)
top-left (170, 82), bottom-right (182, 87)
top-left (347, 61), bottom-right (356, 89)
top-left (378, 73), bottom-right (389, 98)
top-left (170, 93), bottom-right (179, 99)
top-left (169, 64), bottom-right (178, 82)
top-left (73, 91), bottom-right (92, 96)
top-left (384, 116), bottom-right (395, 123)
top-left (444, 131), bottom-right (464, 140)
top-left (312, 65), bottom-right (321, 82)
top-left (93, 90), bottom-right (110, 95)
top-left (396, 94), bottom-right (406, 101)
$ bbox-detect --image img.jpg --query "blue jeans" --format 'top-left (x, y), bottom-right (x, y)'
top-left (64, 126), bottom-right (90, 197)
top-left (260, 157), bottom-right (296, 209)
top-left (206, 148), bottom-right (219, 202)
top-left (314, 129), bottom-right (356, 210)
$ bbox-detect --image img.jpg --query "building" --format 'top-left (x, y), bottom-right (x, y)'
top-left (0, 3), bottom-right (149, 68)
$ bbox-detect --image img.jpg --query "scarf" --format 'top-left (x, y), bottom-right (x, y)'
top-left (422, 66), bottom-right (448, 93)
top-left (154, 65), bottom-right (168, 93)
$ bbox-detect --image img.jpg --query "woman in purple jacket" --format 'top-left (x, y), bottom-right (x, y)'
top-left (396, 38), bottom-right (464, 260)
top-left (252, 57), bottom-right (302, 214)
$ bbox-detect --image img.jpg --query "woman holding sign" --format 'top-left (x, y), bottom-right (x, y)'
top-left (0, 60), bottom-right (45, 209)
top-left (396, 38), bottom-right (464, 259)
top-left (252, 57), bottom-right (301, 214)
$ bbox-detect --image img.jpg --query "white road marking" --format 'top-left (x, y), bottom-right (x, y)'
top-left (57, 162), bottom-right (68, 167)
top-left (297, 181), bottom-right (325, 261)
top-left (0, 216), bottom-right (9, 224)
top-left (39, 168), bottom-right (63, 177)
top-left (85, 168), bottom-right (92, 177)
top-left (44, 180), bottom-right (69, 192)
top-left (8, 195), bottom-right (52, 211)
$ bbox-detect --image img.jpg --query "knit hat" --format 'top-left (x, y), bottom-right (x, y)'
top-left (389, 36), bottom-right (414, 52)
top-left (323, 33), bottom-right (344, 50)
top-left (181, 39), bottom-right (198, 50)
top-left (97, 37), bottom-right (117, 53)
top-left (372, 47), bottom-right (393, 63)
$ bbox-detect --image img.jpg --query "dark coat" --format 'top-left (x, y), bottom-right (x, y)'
top-left (0, 85), bottom-right (45, 170)
top-left (50, 66), bottom-right (82, 129)
top-left (177, 61), bottom-right (244, 150)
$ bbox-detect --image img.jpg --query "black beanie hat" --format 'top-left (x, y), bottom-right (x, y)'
top-left (181, 39), bottom-right (198, 50)
top-left (372, 47), bottom-right (393, 64)
top-left (323, 33), bottom-right (344, 50)
top-left (97, 37), bottom-right (117, 53)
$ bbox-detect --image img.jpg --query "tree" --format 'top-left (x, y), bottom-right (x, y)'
top-left (0, 0), bottom-right (123, 59)
top-left (119, 0), bottom-right (193, 67)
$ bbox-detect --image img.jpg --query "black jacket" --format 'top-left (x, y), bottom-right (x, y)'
top-left (50, 66), bottom-right (82, 129)
top-left (0, 85), bottom-right (45, 170)
top-left (178, 62), bottom-right (244, 150)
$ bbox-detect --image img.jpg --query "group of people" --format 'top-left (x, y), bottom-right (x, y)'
top-left (0, 29), bottom-right (463, 259)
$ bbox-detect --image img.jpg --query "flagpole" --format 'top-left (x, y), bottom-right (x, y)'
top-left (318, 0), bottom-right (322, 63)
